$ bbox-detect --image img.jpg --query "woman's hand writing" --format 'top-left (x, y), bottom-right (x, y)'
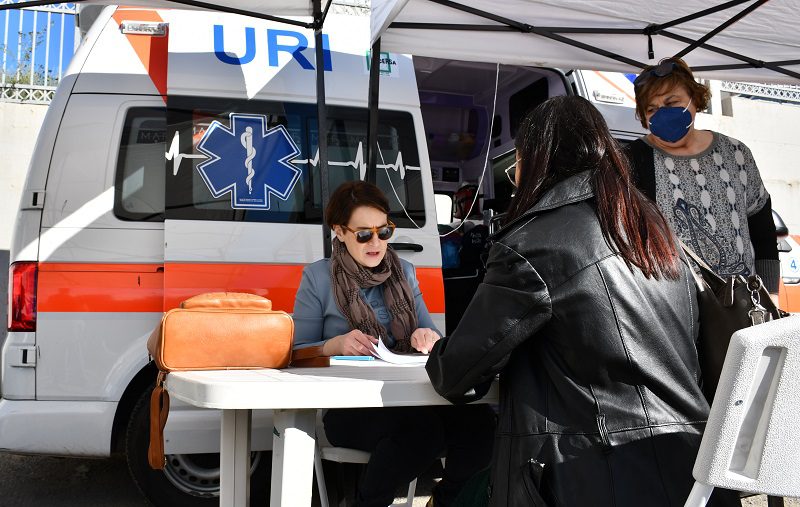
top-left (322, 330), bottom-right (378, 356)
top-left (410, 327), bottom-right (440, 354)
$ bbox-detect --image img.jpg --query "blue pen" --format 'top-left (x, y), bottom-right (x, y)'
top-left (331, 355), bottom-right (375, 361)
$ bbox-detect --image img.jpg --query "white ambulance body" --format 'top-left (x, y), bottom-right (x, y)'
top-left (2, 6), bottom-right (645, 504)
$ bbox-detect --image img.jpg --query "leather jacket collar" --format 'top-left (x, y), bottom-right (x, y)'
top-left (494, 171), bottom-right (594, 240)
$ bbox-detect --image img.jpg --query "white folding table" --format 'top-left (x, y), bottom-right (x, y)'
top-left (165, 362), bottom-right (499, 507)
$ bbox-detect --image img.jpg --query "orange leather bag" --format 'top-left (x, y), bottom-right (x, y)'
top-left (146, 292), bottom-right (294, 470)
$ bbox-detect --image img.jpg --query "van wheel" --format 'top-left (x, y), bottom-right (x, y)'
top-left (125, 385), bottom-right (270, 506)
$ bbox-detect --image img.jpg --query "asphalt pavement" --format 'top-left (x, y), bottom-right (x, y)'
top-left (0, 453), bottom-right (148, 506)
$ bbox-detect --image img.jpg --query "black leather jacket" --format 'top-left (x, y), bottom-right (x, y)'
top-left (427, 172), bottom-right (711, 506)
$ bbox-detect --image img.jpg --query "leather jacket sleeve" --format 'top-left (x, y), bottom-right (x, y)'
top-left (426, 240), bottom-right (553, 403)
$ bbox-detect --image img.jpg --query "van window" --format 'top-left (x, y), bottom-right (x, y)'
top-left (113, 108), bottom-right (167, 221)
top-left (164, 97), bottom-right (425, 227)
top-left (509, 78), bottom-right (549, 138)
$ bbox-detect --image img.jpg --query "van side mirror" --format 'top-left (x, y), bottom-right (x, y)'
top-left (778, 238), bottom-right (792, 253)
top-left (773, 210), bottom-right (789, 237)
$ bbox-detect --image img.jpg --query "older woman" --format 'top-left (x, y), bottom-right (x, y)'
top-left (293, 180), bottom-right (495, 507)
top-left (626, 57), bottom-right (780, 299)
top-left (426, 96), bottom-right (737, 506)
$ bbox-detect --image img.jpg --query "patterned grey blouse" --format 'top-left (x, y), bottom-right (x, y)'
top-left (646, 132), bottom-right (770, 278)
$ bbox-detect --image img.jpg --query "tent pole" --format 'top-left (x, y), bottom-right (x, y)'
top-left (314, 0), bottom-right (332, 258)
top-left (366, 38), bottom-right (381, 185)
top-left (661, 30), bottom-right (800, 80)
top-left (649, 0), bottom-right (751, 32)
top-left (674, 0), bottom-right (767, 59)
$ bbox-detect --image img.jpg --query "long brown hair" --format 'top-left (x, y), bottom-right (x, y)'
top-left (506, 96), bottom-right (679, 279)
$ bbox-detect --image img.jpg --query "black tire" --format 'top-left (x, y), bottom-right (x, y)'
top-left (125, 384), bottom-right (270, 506)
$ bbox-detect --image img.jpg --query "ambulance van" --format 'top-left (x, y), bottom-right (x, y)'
top-left (2, 5), bottom-right (647, 505)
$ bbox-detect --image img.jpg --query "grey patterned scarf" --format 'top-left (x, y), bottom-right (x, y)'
top-left (329, 238), bottom-right (417, 352)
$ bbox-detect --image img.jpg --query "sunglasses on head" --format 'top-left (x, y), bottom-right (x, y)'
top-left (633, 59), bottom-right (680, 90)
top-left (342, 221), bottom-right (395, 243)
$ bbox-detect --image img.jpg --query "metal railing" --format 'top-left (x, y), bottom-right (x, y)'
top-left (0, 1), bottom-right (77, 103)
top-left (720, 81), bottom-right (800, 104)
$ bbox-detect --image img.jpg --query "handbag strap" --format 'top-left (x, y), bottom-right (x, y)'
top-left (679, 240), bottom-right (783, 320)
top-left (148, 371), bottom-right (170, 470)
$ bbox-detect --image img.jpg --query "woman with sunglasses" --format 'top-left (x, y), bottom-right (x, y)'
top-left (627, 57), bottom-right (780, 301)
top-left (292, 180), bottom-right (495, 507)
top-left (426, 96), bottom-right (737, 506)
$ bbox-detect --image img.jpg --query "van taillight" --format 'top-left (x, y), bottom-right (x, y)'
top-left (8, 262), bottom-right (38, 332)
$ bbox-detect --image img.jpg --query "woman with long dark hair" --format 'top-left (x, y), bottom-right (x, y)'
top-left (427, 96), bottom-right (735, 506)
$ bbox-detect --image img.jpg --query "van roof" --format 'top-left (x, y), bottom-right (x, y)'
top-left (71, 7), bottom-right (420, 108)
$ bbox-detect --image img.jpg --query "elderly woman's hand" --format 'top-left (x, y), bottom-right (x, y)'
top-left (323, 329), bottom-right (379, 356)
top-left (411, 327), bottom-right (440, 354)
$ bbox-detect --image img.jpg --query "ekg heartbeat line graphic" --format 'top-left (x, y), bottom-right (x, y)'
top-left (292, 142), bottom-right (420, 180)
top-left (166, 134), bottom-right (419, 181)
top-left (165, 131), bottom-right (208, 176)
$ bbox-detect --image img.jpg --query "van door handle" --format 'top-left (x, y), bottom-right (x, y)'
top-left (390, 242), bottom-right (423, 252)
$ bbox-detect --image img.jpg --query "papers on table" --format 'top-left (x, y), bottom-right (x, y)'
top-left (374, 337), bottom-right (429, 365)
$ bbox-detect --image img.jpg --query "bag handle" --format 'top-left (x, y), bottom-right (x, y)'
top-left (678, 240), bottom-right (725, 286)
top-left (148, 371), bottom-right (170, 470)
top-left (680, 240), bottom-right (782, 319)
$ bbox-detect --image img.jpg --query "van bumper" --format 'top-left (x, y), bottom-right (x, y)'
top-left (0, 399), bottom-right (115, 456)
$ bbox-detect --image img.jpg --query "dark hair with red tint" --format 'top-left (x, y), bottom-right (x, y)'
top-left (325, 180), bottom-right (390, 229)
top-left (507, 95), bottom-right (679, 279)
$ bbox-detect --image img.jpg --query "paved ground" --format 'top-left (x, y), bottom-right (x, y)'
top-left (0, 451), bottom-right (797, 506)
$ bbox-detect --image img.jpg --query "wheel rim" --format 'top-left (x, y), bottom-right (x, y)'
top-left (161, 451), bottom-right (262, 498)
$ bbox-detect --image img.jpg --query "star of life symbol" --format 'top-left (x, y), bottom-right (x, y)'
top-left (195, 114), bottom-right (301, 210)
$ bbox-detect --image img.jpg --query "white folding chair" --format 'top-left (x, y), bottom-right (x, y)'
top-left (685, 317), bottom-right (800, 506)
top-left (314, 444), bottom-right (417, 507)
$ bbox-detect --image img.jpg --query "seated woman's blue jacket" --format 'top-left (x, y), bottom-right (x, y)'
top-left (292, 257), bottom-right (441, 349)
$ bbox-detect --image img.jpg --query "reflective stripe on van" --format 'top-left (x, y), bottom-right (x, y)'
top-left (37, 262), bottom-right (445, 313)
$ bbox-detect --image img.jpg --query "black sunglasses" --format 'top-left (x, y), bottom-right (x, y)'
top-left (633, 60), bottom-right (679, 90)
top-left (342, 221), bottom-right (395, 243)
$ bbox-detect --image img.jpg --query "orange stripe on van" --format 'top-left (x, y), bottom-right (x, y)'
top-left (415, 267), bottom-right (445, 314)
top-left (162, 263), bottom-right (305, 312)
top-left (37, 263), bottom-right (446, 314)
top-left (112, 9), bottom-right (168, 100)
top-left (37, 263), bottom-right (164, 312)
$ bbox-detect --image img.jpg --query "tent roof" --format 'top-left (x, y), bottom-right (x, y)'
top-left (372, 0), bottom-right (800, 84)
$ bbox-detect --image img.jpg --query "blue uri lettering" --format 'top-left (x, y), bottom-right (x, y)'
top-left (213, 25), bottom-right (256, 65)
top-left (212, 25), bottom-right (331, 71)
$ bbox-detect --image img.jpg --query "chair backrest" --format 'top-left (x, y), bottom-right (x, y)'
top-left (693, 317), bottom-right (800, 497)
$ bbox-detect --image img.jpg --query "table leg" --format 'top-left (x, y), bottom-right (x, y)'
top-left (683, 482), bottom-right (714, 507)
top-left (220, 409), bottom-right (252, 507)
top-left (270, 409), bottom-right (317, 507)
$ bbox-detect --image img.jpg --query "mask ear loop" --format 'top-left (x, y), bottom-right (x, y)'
top-left (684, 98), bottom-right (695, 129)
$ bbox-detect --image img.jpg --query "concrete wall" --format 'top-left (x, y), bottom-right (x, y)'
top-left (696, 90), bottom-right (800, 235)
top-left (1, 101), bottom-right (48, 341)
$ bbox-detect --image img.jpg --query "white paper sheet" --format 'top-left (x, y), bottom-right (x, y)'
top-left (374, 337), bottom-right (429, 365)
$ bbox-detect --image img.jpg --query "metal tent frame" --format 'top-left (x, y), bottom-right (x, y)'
top-left (365, 0), bottom-right (800, 183)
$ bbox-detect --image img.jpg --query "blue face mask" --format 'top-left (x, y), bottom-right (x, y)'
top-left (648, 100), bottom-right (694, 143)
